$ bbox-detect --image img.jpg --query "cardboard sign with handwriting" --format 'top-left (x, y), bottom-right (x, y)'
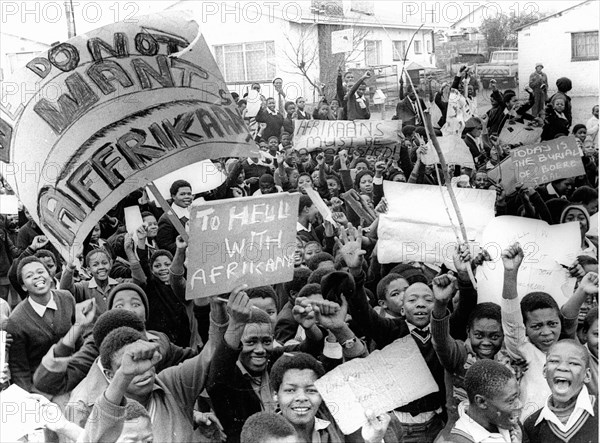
top-left (186, 192), bottom-right (300, 298)
top-left (315, 336), bottom-right (438, 434)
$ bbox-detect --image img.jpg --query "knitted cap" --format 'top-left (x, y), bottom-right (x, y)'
top-left (389, 264), bottom-right (428, 285)
top-left (107, 283), bottom-right (150, 321)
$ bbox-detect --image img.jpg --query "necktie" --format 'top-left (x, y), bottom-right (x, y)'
top-left (42, 307), bottom-right (55, 329)
top-left (181, 216), bottom-right (189, 226)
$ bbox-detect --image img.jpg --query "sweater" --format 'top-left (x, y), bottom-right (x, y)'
top-left (255, 108), bottom-right (284, 142)
top-left (5, 290), bottom-right (75, 391)
top-left (523, 391), bottom-right (597, 443)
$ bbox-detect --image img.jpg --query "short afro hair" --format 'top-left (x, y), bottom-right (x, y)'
top-left (520, 292), bottom-right (560, 325)
top-left (270, 352), bottom-right (325, 392)
top-left (17, 256), bottom-right (49, 288)
top-left (307, 267), bottom-right (333, 285)
top-left (247, 286), bottom-right (277, 302)
top-left (169, 179), bottom-right (192, 197)
top-left (467, 302), bottom-right (502, 329)
top-left (297, 283), bottom-right (322, 300)
top-left (149, 249), bottom-right (173, 268)
top-left (464, 359), bottom-right (515, 404)
top-left (34, 249), bottom-right (57, 266)
top-left (93, 309), bottom-right (146, 348)
top-left (99, 326), bottom-right (144, 371)
top-left (571, 186), bottom-right (597, 206)
top-left (298, 195), bottom-right (314, 216)
top-left (124, 399), bottom-right (151, 422)
top-left (305, 252), bottom-right (335, 271)
top-left (583, 306), bottom-right (598, 332)
top-left (376, 273), bottom-right (405, 302)
top-left (283, 268), bottom-right (311, 298)
top-left (240, 412), bottom-right (296, 443)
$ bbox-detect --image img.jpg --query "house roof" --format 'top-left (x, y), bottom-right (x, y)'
top-left (515, 0), bottom-right (593, 31)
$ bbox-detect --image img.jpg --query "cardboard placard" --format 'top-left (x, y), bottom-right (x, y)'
top-left (0, 12), bottom-right (258, 261)
top-left (422, 135), bottom-right (475, 168)
top-left (0, 194), bottom-right (19, 214)
top-left (331, 29), bottom-right (354, 54)
top-left (510, 136), bottom-right (585, 187)
top-left (476, 216), bottom-right (580, 307)
top-left (378, 181), bottom-right (496, 267)
top-left (315, 336), bottom-right (438, 434)
top-left (305, 187), bottom-right (335, 225)
top-left (499, 121), bottom-right (543, 146)
top-left (293, 120), bottom-right (401, 152)
top-left (487, 157), bottom-right (518, 195)
top-left (0, 384), bottom-right (51, 441)
top-left (124, 206), bottom-right (144, 235)
top-left (186, 192), bottom-right (300, 298)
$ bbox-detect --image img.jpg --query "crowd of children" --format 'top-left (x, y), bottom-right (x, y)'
top-left (0, 66), bottom-right (598, 443)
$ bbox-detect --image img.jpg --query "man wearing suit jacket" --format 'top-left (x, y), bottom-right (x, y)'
top-left (156, 180), bottom-right (193, 255)
top-left (395, 85), bottom-right (426, 127)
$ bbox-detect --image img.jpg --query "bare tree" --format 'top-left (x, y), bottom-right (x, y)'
top-left (282, 22), bottom-right (371, 100)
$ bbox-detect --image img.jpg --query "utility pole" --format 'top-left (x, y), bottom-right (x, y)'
top-left (64, 0), bottom-right (76, 38)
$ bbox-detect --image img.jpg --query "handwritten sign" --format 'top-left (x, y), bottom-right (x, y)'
top-left (0, 384), bottom-right (51, 441)
top-left (331, 29), bottom-right (354, 54)
top-left (315, 336), bottom-right (438, 434)
top-left (422, 135), bottom-right (475, 168)
top-left (476, 216), bottom-right (580, 307)
top-left (378, 181), bottom-right (496, 267)
top-left (124, 206), bottom-right (143, 235)
top-left (186, 192), bottom-right (300, 299)
top-left (499, 121), bottom-right (543, 146)
top-left (511, 136), bottom-right (585, 187)
top-left (0, 12), bottom-right (258, 261)
top-left (293, 120), bottom-right (401, 152)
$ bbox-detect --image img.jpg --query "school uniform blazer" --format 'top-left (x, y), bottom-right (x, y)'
top-left (395, 96), bottom-right (426, 127)
top-left (255, 108), bottom-right (284, 142)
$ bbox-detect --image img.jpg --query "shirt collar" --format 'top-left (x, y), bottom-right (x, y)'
top-left (535, 385), bottom-right (595, 430)
top-left (88, 277), bottom-right (119, 289)
top-left (546, 182), bottom-right (559, 197)
top-left (454, 402), bottom-right (512, 443)
top-left (297, 221), bottom-right (311, 232)
top-left (407, 322), bottom-right (430, 333)
top-left (28, 292), bottom-right (58, 317)
top-left (146, 331), bottom-right (160, 342)
top-left (267, 108), bottom-right (278, 115)
top-left (171, 203), bottom-right (190, 220)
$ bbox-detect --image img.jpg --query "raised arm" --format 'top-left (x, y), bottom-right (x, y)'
top-left (561, 272), bottom-right (598, 338)
top-left (500, 243), bottom-right (527, 359)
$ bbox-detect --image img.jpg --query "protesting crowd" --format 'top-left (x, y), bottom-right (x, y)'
top-left (0, 36), bottom-right (599, 443)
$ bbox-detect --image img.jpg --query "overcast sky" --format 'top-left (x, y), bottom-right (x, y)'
top-left (1, 0), bottom-right (585, 45)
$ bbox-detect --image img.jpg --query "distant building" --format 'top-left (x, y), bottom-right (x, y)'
top-left (517, 0), bottom-right (599, 96)
top-left (165, 0), bottom-right (435, 102)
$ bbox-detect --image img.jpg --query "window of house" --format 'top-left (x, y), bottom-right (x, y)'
top-left (214, 41), bottom-right (276, 82)
top-left (426, 40), bottom-right (431, 53)
top-left (571, 31), bottom-right (598, 61)
top-left (392, 40), bottom-right (406, 61)
top-left (414, 40), bottom-right (422, 54)
top-left (364, 40), bottom-right (381, 66)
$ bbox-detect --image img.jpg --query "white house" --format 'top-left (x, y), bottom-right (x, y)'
top-left (164, 0), bottom-right (436, 103)
top-left (517, 0), bottom-right (599, 97)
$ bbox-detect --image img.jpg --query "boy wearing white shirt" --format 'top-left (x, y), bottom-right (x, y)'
top-left (523, 340), bottom-right (597, 442)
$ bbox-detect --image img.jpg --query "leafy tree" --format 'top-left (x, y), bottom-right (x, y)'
top-left (480, 12), bottom-right (543, 50)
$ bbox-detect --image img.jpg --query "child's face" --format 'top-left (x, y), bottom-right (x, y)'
top-left (294, 239), bottom-right (304, 266)
top-left (286, 104), bottom-right (296, 115)
top-left (277, 369), bottom-right (322, 427)
top-left (88, 252), bottom-right (112, 282)
top-left (40, 257), bottom-right (57, 279)
top-left (296, 98), bottom-right (306, 110)
top-left (240, 323), bottom-right (273, 373)
top-left (507, 96), bottom-right (518, 109)
top-left (303, 243), bottom-right (321, 262)
top-left (401, 283), bottom-right (434, 328)
top-left (564, 208), bottom-right (589, 236)
top-left (90, 224), bottom-right (101, 242)
top-left (484, 377), bottom-right (521, 430)
top-left (20, 261), bottom-right (51, 295)
top-left (248, 297), bottom-right (278, 324)
top-left (109, 346), bottom-right (156, 400)
top-left (267, 98), bottom-right (276, 111)
top-left (381, 278), bottom-right (409, 315)
top-left (357, 84), bottom-right (367, 97)
top-left (326, 178), bottom-right (339, 195)
top-left (111, 290), bottom-right (147, 322)
top-left (318, 105), bottom-right (330, 117)
top-left (586, 319), bottom-right (598, 358)
top-left (468, 318), bottom-right (503, 359)
top-left (525, 308), bottom-right (561, 353)
top-left (575, 127), bottom-right (587, 142)
top-left (355, 162), bottom-right (369, 173)
top-left (359, 174), bottom-right (373, 194)
top-left (553, 99), bottom-right (565, 113)
top-left (298, 175), bottom-right (312, 192)
top-left (151, 255), bottom-right (172, 283)
top-left (269, 138), bottom-right (279, 149)
top-left (593, 106), bottom-right (599, 119)
top-left (311, 170), bottom-right (320, 186)
top-left (116, 417), bottom-right (153, 443)
top-left (474, 173), bottom-right (489, 189)
top-left (544, 341), bottom-right (591, 406)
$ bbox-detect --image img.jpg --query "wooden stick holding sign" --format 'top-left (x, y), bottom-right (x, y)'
top-left (403, 69), bottom-right (477, 287)
top-left (146, 182), bottom-right (189, 242)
